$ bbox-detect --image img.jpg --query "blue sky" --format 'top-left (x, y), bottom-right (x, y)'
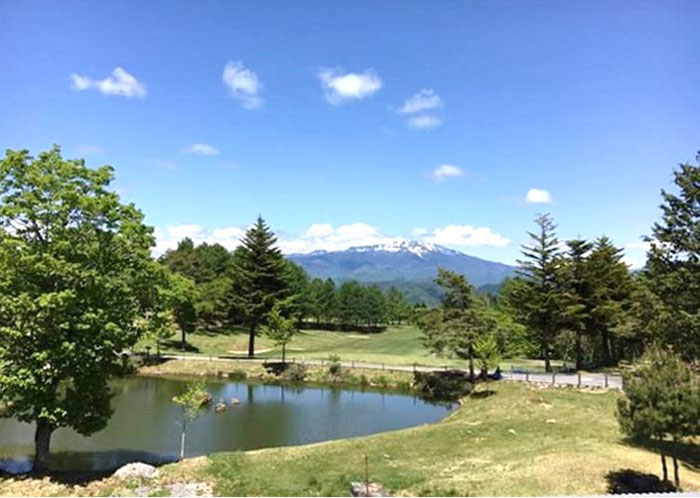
top-left (1, 0), bottom-right (698, 266)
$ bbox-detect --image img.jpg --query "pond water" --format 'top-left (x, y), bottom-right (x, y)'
top-left (0, 375), bottom-right (453, 473)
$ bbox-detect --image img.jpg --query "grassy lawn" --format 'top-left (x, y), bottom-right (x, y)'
top-left (5, 382), bottom-right (696, 496)
top-left (138, 325), bottom-right (561, 371)
top-left (202, 382), bottom-right (700, 496)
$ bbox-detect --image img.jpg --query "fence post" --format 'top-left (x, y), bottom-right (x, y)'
top-left (352, 360), bottom-right (355, 368)
top-left (604, 374), bottom-right (609, 388)
top-left (577, 373), bottom-right (581, 387)
top-left (382, 363), bottom-right (385, 370)
top-left (525, 372), bottom-right (529, 382)
top-left (413, 363), bottom-right (416, 373)
top-left (552, 372), bottom-right (556, 386)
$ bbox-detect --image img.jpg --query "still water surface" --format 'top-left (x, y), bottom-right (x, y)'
top-left (0, 375), bottom-right (453, 473)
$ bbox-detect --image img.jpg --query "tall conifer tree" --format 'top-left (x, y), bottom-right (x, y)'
top-left (229, 217), bottom-right (287, 357)
top-left (644, 156), bottom-right (699, 361)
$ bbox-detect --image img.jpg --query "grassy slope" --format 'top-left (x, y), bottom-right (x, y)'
top-left (139, 325), bottom-right (559, 370)
top-left (204, 382), bottom-right (699, 496)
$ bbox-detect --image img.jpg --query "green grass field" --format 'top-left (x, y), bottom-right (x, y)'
top-left (138, 325), bottom-right (560, 371)
top-left (5, 382), bottom-right (696, 496)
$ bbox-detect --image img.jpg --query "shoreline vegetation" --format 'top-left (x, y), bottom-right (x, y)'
top-left (1, 379), bottom-right (698, 497)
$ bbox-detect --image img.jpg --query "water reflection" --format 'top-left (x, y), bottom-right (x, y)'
top-left (0, 376), bottom-right (454, 473)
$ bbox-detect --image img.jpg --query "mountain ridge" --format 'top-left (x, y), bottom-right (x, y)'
top-left (287, 240), bottom-right (516, 290)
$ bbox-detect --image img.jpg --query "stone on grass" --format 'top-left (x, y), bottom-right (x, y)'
top-left (113, 462), bottom-right (159, 479)
top-left (350, 481), bottom-right (391, 497)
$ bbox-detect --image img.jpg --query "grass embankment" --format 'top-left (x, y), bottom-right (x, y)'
top-left (139, 359), bottom-right (416, 391)
top-left (2, 382), bottom-right (697, 496)
top-left (138, 325), bottom-right (560, 371)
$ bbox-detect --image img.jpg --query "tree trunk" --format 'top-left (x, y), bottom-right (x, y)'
top-left (468, 345), bottom-right (475, 381)
top-left (601, 328), bottom-right (610, 366)
top-left (672, 439), bottom-right (681, 490)
top-left (282, 343), bottom-right (286, 365)
top-left (543, 341), bottom-right (552, 373)
top-left (33, 419), bottom-right (53, 473)
top-left (181, 328), bottom-right (186, 350)
top-left (180, 419), bottom-right (187, 460)
top-left (248, 324), bottom-right (256, 358)
top-left (575, 331), bottom-right (582, 371)
top-left (661, 451), bottom-right (668, 483)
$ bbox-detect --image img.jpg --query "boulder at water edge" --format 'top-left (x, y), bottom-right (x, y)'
top-left (113, 462), bottom-right (159, 479)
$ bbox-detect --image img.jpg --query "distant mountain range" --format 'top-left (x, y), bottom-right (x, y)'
top-left (287, 240), bottom-right (516, 304)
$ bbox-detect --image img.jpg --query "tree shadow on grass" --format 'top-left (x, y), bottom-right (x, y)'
top-left (605, 469), bottom-right (676, 493)
top-left (621, 437), bottom-right (699, 472)
top-left (160, 339), bottom-right (200, 353)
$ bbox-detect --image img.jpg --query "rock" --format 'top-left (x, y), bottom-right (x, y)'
top-left (350, 481), bottom-right (391, 497)
top-left (508, 429), bottom-right (517, 435)
top-left (546, 419), bottom-right (557, 424)
top-left (215, 401), bottom-right (227, 413)
top-left (113, 462), bottom-right (159, 479)
top-left (230, 397), bottom-right (241, 405)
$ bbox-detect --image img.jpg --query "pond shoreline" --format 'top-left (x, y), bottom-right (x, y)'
top-left (136, 358), bottom-right (419, 394)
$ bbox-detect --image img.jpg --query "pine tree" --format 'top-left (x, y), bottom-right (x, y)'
top-left (562, 239), bottom-right (593, 369)
top-left (617, 346), bottom-right (699, 489)
top-left (229, 217), bottom-right (288, 357)
top-left (644, 155), bottom-right (700, 361)
top-left (515, 214), bottom-right (567, 372)
top-left (585, 236), bottom-right (634, 366)
top-left (320, 278), bottom-right (337, 327)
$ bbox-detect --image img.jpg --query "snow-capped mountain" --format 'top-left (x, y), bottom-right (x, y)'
top-left (287, 240), bottom-right (515, 289)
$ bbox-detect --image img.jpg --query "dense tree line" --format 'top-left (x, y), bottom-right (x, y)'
top-left (158, 224), bottom-right (413, 339)
top-left (418, 156), bottom-right (699, 374)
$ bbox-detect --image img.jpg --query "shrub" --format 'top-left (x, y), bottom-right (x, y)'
top-left (375, 375), bottom-right (389, 388)
top-left (285, 363), bottom-right (307, 382)
top-left (413, 370), bottom-right (473, 401)
top-left (327, 354), bottom-right (342, 376)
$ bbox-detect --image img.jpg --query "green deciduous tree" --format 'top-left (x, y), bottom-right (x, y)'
top-left (228, 217), bottom-right (288, 357)
top-left (0, 147), bottom-right (160, 472)
top-left (165, 272), bottom-right (199, 350)
top-left (262, 305), bottom-right (298, 364)
top-left (172, 380), bottom-right (211, 460)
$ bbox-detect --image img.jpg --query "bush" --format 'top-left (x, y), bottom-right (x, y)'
top-left (413, 370), bottom-right (473, 401)
top-left (375, 375), bottom-right (389, 388)
top-left (327, 354), bottom-right (342, 376)
top-left (284, 363), bottom-right (307, 382)
top-left (359, 374), bottom-right (369, 388)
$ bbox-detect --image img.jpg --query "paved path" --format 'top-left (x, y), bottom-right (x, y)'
top-left (154, 353), bottom-right (623, 390)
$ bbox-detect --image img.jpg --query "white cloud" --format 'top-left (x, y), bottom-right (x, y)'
top-left (398, 89), bottom-right (443, 114)
top-left (432, 164), bottom-right (463, 181)
top-left (154, 221), bottom-right (510, 256)
top-left (397, 89), bottom-right (444, 130)
top-left (279, 222), bottom-right (403, 254)
top-left (185, 143), bottom-right (219, 155)
top-left (525, 188), bottom-right (552, 204)
top-left (154, 224), bottom-right (246, 255)
top-left (74, 144), bottom-right (101, 155)
top-left (421, 224), bottom-right (509, 247)
top-left (70, 67), bottom-right (146, 98)
top-left (623, 240), bottom-right (650, 269)
top-left (408, 115), bottom-right (442, 129)
top-left (318, 68), bottom-right (383, 105)
top-left (625, 241), bottom-right (650, 251)
top-left (222, 61), bottom-right (264, 109)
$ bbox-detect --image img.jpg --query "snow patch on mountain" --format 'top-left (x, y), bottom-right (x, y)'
top-left (346, 240), bottom-right (460, 258)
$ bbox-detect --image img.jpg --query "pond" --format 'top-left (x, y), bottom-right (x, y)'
top-left (0, 375), bottom-right (454, 473)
